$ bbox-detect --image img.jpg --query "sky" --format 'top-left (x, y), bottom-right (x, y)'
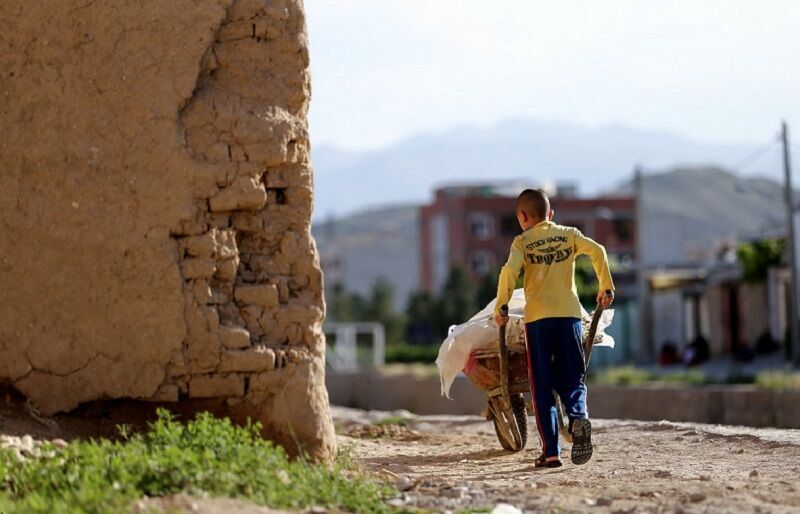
top-left (304, 0), bottom-right (800, 152)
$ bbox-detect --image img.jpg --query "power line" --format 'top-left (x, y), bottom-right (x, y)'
top-left (727, 133), bottom-right (780, 173)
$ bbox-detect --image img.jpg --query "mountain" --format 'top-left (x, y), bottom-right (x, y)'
top-left (310, 119), bottom-right (768, 219)
top-left (312, 204), bottom-right (419, 311)
top-left (311, 168), bottom-right (792, 310)
top-left (619, 167), bottom-right (791, 266)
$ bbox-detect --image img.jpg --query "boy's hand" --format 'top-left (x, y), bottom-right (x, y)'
top-left (494, 313), bottom-right (509, 326)
top-left (597, 289), bottom-right (614, 308)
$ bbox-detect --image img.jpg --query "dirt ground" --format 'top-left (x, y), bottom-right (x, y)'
top-left (334, 406), bottom-right (800, 514)
top-left (3, 389), bottom-right (800, 514)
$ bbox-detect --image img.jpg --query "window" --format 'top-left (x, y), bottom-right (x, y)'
top-left (613, 218), bottom-right (634, 243)
top-left (470, 250), bottom-right (495, 276)
top-left (501, 214), bottom-right (519, 236)
top-left (468, 212), bottom-right (494, 240)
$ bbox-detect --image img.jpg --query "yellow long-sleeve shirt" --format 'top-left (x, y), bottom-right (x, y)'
top-left (494, 220), bottom-right (615, 323)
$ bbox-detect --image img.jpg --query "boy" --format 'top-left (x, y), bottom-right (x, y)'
top-left (494, 188), bottom-right (614, 467)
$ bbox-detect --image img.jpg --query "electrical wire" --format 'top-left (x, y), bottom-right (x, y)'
top-left (727, 133), bottom-right (780, 174)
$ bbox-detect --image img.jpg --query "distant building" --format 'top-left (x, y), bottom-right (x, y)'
top-left (419, 182), bottom-right (637, 296)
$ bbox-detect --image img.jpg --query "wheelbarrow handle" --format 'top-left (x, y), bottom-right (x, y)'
top-left (583, 290), bottom-right (612, 367)
top-left (498, 304), bottom-right (510, 410)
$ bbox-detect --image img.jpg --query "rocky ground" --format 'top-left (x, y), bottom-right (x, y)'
top-left (2, 391), bottom-right (800, 513)
top-left (334, 406), bottom-right (800, 514)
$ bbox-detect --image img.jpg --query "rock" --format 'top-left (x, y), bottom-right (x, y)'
top-left (597, 497), bottom-right (614, 507)
top-left (749, 469), bottom-right (759, 478)
top-left (689, 492), bottom-right (706, 502)
top-left (219, 326), bottom-right (251, 349)
top-left (20, 435), bottom-right (34, 450)
top-left (51, 439), bottom-right (68, 448)
top-left (277, 469), bottom-right (291, 486)
top-left (395, 476), bottom-right (417, 492)
top-left (180, 258), bottom-right (216, 279)
top-left (185, 232), bottom-right (217, 258)
top-left (234, 284), bottom-right (280, 309)
top-left (219, 348), bottom-right (276, 372)
top-left (491, 504), bottom-right (522, 514)
top-left (209, 176), bottom-right (267, 212)
top-left (188, 374), bottom-right (244, 398)
top-left (232, 212), bottom-right (264, 232)
top-left (215, 258), bottom-right (239, 280)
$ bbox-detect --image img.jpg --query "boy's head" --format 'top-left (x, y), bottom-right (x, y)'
top-left (516, 188), bottom-right (553, 229)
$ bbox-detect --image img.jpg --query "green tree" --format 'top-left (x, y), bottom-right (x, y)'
top-left (366, 278), bottom-right (405, 343)
top-left (438, 266), bottom-right (477, 336)
top-left (574, 255), bottom-right (598, 305)
top-left (328, 282), bottom-right (356, 321)
top-left (405, 290), bottom-right (440, 344)
top-left (737, 239), bottom-right (785, 283)
top-left (475, 271), bottom-right (498, 308)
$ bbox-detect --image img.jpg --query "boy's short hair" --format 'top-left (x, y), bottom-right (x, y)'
top-left (516, 188), bottom-right (550, 220)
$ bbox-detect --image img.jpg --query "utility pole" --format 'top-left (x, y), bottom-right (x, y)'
top-left (782, 121), bottom-right (800, 367)
top-left (634, 166), bottom-right (653, 364)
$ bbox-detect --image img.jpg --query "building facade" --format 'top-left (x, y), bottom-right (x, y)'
top-left (419, 184), bottom-right (637, 295)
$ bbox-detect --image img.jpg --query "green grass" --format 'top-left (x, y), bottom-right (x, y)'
top-left (374, 416), bottom-right (411, 427)
top-left (592, 366), bottom-right (709, 386)
top-left (592, 366), bottom-right (651, 386)
top-left (592, 366), bottom-right (800, 388)
top-left (0, 409), bottom-right (394, 514)
top-left (755, 371), bottom-right (800, 390)
top-left (656, 369), bottom-right (707, 385)
top-left (384, 343), bottom-right (440, 364)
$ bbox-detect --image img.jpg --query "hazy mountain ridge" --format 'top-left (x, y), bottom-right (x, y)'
top-left (312, 167), bottom-right (791, 305)
top-left (311, 119), bottom-right (768, 219)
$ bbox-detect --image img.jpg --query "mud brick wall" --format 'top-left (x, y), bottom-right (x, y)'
top-left (0, 0), bottom-right (335, 461)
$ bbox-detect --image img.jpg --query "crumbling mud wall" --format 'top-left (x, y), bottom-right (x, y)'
top-left (0, 0), bottom-right (335, 461)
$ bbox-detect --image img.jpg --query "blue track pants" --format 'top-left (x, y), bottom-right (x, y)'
top-left (524, 317), bottom-right (588, 458)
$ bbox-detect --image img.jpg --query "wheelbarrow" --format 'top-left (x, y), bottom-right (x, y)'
top-left (463, 302), bottom-right (607, 451)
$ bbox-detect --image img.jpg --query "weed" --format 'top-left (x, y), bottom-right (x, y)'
top-left (375, 416), bottom-right (411, 427)
top-left (755, 371), bottom-right (800, 390)
top-left (0, 409), bottom-right (393, 514)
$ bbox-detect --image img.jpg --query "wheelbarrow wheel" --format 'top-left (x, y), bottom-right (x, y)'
top-left (491, 394), bottom-right (527, 451)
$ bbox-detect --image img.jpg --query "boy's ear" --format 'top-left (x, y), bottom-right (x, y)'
top-left (547, 209), bottom-right (555, 221)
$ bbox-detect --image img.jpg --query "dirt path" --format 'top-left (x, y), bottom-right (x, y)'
top-left (334, 407), bottom-right (800, 513)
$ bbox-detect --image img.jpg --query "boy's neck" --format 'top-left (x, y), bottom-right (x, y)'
top-left (521, 217), bottom-right (547, 231)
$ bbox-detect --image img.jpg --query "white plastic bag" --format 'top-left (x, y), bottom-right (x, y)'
top-left (435, 288), bottom-right (615, 398)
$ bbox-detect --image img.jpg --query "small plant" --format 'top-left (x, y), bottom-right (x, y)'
top-left (385, 343), bottom-right (440, 364)
top-left (755, 371), bottom-right (800, 391)
top-left (374, 416), bottom-right (411, 427)
top-left (0, 409), bottom-right (394, 514)
top-left (592, 366), bottom-right (650, 386)
top-left (655, 370), bottom-right (707, 385)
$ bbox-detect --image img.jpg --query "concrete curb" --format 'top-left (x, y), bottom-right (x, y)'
top-left (326, 373), bottom-right (800, 428)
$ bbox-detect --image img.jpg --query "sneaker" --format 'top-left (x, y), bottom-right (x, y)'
top-left (570, 418), bottom-right (593, 465)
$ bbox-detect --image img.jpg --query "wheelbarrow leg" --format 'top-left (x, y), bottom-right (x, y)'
top-left (492, 304), bottom-right (525, 451)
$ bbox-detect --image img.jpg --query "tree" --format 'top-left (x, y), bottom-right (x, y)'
top-left (366, 278), bottom-right (405, 343)
top-left (438, 266), bottom-right (477, 336)
top-left (574, 256), bottom-right (598, 305)
top-left (328, 282), bottom-right (355, 321)
top-left (737, 239), bottom-right (785, 283)
top-left (475, 271), bottom-right (498, 308)
top-left (405, 290), bottom-right (439, 344)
